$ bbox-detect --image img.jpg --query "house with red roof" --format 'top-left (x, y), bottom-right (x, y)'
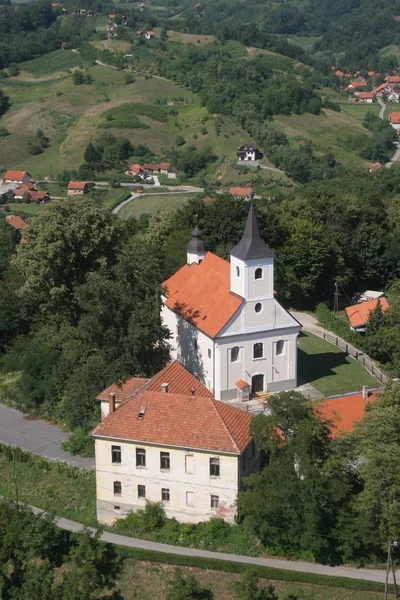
top-left (2, 170), bottom-right (31, 186)
top-left (358, 92), bottom-right (374, 103)
top-left (229, 186), bottom-right (254, 199)
top-left (369, 162), bottom-right (383, 172)
top-left (92, 360), bottom-right (260, 525)
top-left (5, 215), bottom-right (27, 231)
top-left (317, 388), bottom-right (382, 438)
top-left (67, 181), bottom-right (88, 195)
top-left (389, 112), bottom-right (400, 132)
top-left (161, 205), bottom-right (300, 401)
top-left (345, 297), bottom-right (389, 331)
top-left (145, 30), bottom-right (156, 39)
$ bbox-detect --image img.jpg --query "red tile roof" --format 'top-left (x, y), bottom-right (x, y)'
top-left (146, 30), bottom-right (156, 36)
top-left (389, 111), bottom-right (400, 124)
top-left (345, 297), bottom-right (389, 329)
top-left (29, 190), bottom-right (49, 201)
top-left (67, 181), bottom-right (87, 190)
top-left (386, 76), bottom-right (400, 84)
top-left (349, 80), bottom-right (367, 88)
top-left (3, 170), bottom-right (30, 182)
top-left (163, 252), bottom-right (243, 338)
top-left (236, 379), bottom-right (250, 390)
top-left (96, 360), bottom-right (212, 404)
top-left (359, 92), bottom-right (374, 99)
top-left (317, 391), bottom-right (380, 438)
top-left (229, 187), bottom-right (253, 197)
top-left (5, 215), bottom-right (27, 230)
top-left (370, 162), bottom-right (383, 171)
top-left (92, 390), bottom-right (253, 453)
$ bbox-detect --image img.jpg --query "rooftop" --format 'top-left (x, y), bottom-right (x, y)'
top-left (345, 297), bottom-right (389, 329)
top-left (163, 252), bottom-right (243, 337)
top-left (3, 170), bottom-right (30, 181)
top-left (67, 181), bottom-right (87, 190)
top-left (229, 187), bottom-right (253, 197)
top-left (230, 203), bottom-right (274, 261)
top-left (317, 390), bottom-right (381, 438)
top-left (92, 389), bottom-right (253, 454)
top-left (5, 215), bottom-right (27, 230)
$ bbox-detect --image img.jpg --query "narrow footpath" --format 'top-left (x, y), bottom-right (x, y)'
top-left (27, 505), bottom-right (393, 585)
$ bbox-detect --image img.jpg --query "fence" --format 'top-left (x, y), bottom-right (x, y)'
top-left (319, 331), bottom-right (388, 385)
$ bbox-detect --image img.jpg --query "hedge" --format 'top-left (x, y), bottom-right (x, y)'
top-left (315, 303), bottom-right (363, 348)
top-left (116, 546), bottom-right (391, 594)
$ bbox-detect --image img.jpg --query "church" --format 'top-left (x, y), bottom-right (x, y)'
top-left (162, 204), bottom-right (300, 401)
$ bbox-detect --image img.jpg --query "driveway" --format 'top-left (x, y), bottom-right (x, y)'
top-left (0, 404), bottom-right (94, 470)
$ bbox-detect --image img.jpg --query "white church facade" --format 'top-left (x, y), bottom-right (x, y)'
top-left (162, 205), bottom-right (300, 401)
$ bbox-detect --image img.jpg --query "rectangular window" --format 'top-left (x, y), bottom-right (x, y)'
top-left (276, 340), bottom-right (285, 356)
top-left (208, 348), bottom-right (211, 359)
top-left (136, 447), bottom-right (146, 467)
top-left (231, 346), bottom-right (240, 362)
top-left (186, 491), bottom-right (194, 506)
top-left (211, 495), bottom-right (219, 509)
top-left (160, 451), bottom-right (170, 470)
top-left (111, 445), bottom-right (121, 464)
top-left (114, 505), bottom-right (121, 512)
top-left (210, 457), bottom-right (220, 477)
top-left (194, 338), bottom-right (197, 350)
top-left (113, 481), bottom-right (121, 495)
top-left (185, 454), bottom-right (194, 474)
top-left (138, 485), bottom-right (146, 498)
top-left (161, 488), bottom-right (170, 502)
top-left (253, 343), bottom-right (263, 359)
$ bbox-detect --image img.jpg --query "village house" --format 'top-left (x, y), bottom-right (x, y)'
top-left (229, 187), bottom-right (254, 200)
top-left (2, 170), bottom-right (32, 186)
top-left (67, 181), bottom-right (88, 196)
top-left (161, 205), bottom-right (301, 400)
top-left (145, 31), bottom-right (156, 39)
top-left (369, 162), bottom-right (383, 172)
top-left (5, 215), bottom-right (27, 231)
top-left (388, 91), bottom-right (400, 103)
top-left (345, 297), bottom-right (389, 332)
top-left (237, 142), bottom-right (263, 162)
top-left (317, 387), bottom-right (382, 438)
top-left (389, 112), bottom-right (400, 133)
top-left (124, 164), bottom-right (148, 179)
top-left (358, 92), bottom-right (374, 104)
top-left (91, 360), bottom-right (260, 525)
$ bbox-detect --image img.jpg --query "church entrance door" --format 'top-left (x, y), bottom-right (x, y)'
top-left (252, 374), bottom-right (264, 394)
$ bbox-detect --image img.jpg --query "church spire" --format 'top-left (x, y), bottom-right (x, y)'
top-left (230, 204), bottom-right (274, 261)
top-left (187, 217), bottom-right (207, 265)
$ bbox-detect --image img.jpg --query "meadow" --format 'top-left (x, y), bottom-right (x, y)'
top-left (117, 192), bottom-right (200, 218)
top-left (18, 49), bottom-right (82, 78)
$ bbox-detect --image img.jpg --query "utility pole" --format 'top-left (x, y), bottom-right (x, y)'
top-left (384, 540), bottom-right (398, 600)
top-left (12, 451), bottom-right (19, 509)
top-left (333, 279), bottom-right (339, 319)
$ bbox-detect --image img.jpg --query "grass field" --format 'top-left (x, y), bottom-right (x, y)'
top-left (18, 49), bottom-right (81, 78)
top-left (380, 44), bottom-right (400, 61)
top-left (166, 30), bottom-right (216, 46)
top-left (298, 331), bottom-right (379, 396)
top-left (271, 108), bottom-right (373, 165)
top-left (0, 447), bottom-right (96, 525)
top-left (3, 203), bottom-right (46, 218)
top-left (117, 192), bottom-right (199, 219)
top-left (119, 560), bottom-right (385, 600)
top-left (286, 35), bottom-right (321, 52)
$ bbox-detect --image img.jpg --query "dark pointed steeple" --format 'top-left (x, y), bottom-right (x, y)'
top-left (187, 217), bottom-right (207, 264)
top-left (230, 204), bottom-right (274, 261)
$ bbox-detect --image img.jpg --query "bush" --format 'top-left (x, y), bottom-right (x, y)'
top-left (0, 126), bottom-right (10, 137)
top-left (176, 135), bottom-right (186, 147)
top-left (315, 303), bottom-right (363, 348)
top-left (62, 428), bottom-right (95, 457)
top-left (124, 72), bottom-right (136, 85)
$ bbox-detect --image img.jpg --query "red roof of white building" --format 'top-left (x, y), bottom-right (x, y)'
top-left (229, 187), bottom-right (253, 198)
top-left (67, 181), bottom-right (87, 190)
top-left (92, 388), bottom-right (253, 453)
top-left (386, 76), bottom-right (400, 84)
top-left (389, 111), bottom-right (400, 124)
top-left (3, 170), bottom-right (30, 182)
top-left (163, 252), bottom-right (243, 338)
top-left (359, 92), bottom-right (374, 99)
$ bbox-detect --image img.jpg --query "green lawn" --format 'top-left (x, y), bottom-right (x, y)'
top-left (18, 49), bottom-right (81, 77)
top-left (117, 192), bottom-right (200, 218)
top-left (4, 203), bottom-right (46, 217)
top-left (297, 331), bottom-right (379, 397)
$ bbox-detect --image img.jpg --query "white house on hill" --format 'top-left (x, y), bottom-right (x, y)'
top-left (92, 361), bottom-right (260, 525)
top-left (161, 205), bottom-right (300, 400)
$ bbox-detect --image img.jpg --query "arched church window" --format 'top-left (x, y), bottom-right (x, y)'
top-left (276, 340), bottom-right (285, 356)
top-left (236, 266), bottom-right (240, 277)
top-left (255, 268), bottom-right (263, 280)
top-left (231, 346), bottom-right (240, 362)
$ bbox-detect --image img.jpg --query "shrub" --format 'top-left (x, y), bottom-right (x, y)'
top-left (62, 428), bottom-right (94, 457)
top-left (124, 72), bottom-right (135, 85)
top-left (0, 127), bottom-right (10, 137)
top-left (176, 135), bottom-right (186, 147)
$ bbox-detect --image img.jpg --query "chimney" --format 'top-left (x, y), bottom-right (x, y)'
top-left (161, 382), bottom-right (169, 393)
top-left (109, 392), bottom-right (116, 414)
top-left (362, 385), bottom-right (369, 400)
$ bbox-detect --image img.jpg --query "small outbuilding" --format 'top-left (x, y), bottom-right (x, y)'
top-left (67, 181), bottom-right (88, 196)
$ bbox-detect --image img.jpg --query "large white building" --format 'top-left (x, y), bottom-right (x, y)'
top-left (92, 361), bottom-right (260, 525)
top-left (162, 205), bottom-right (300, 400)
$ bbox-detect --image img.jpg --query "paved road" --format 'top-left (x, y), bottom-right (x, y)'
top-left (27, 505), bottom-right (392, 585)
top-left (377, 96), bottom-right (386, 120)
top-left (0, 404), bottom-right (94, 469)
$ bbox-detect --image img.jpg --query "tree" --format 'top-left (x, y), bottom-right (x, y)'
top-left (238, 392), bottom-right (351, 564)
top-left (72, 70), bottom-right (85, 85)
top-left (0, 87), bottom-right (9, 117)
top-left (234, 570), bottom-right (278, 600)
top-left (12, 197), bottom-right (118, 322)
top-left (354, 383), bottom-right (400, 544)
top-left (166, 570), bottom-right (213, 600)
